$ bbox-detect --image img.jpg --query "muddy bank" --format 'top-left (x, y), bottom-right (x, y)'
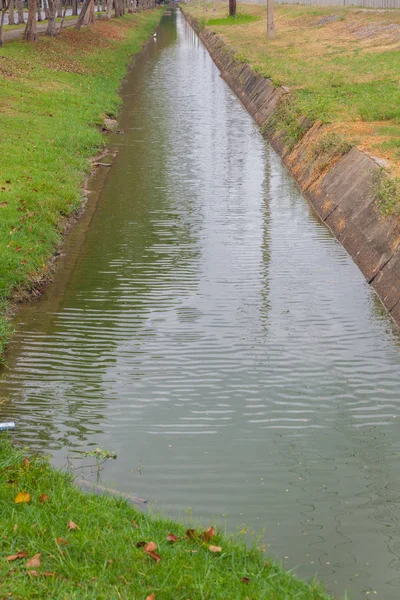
top-left (183, 10), bottom-right (400, 325)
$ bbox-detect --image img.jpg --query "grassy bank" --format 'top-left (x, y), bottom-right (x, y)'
top-left (0, 10), bottom-right (162, 360)
top-left (187, 3), bottom-right (400, 176)
top-left (0, 439), bottom-right (332, 599)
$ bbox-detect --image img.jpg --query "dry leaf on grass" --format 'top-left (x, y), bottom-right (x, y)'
top-left (56, 537), bottom-right (68, 546)
top-left (200, 527), bottom-right (215, 542)
top-left (144, 542), bottom-right (161, 563)
top-left (144, 542), bottom-right (157, 553)
top-left (14, 492), bottom-right (31, 504)
top-left (131, 520), bottom-right (139, 529)
top-left (7, 551), bottom-right (28, 561)
top-left (145, 594), bottom-right (155, 600)
top-left (27, 570), bottom-right (39, 577)
top-left (186, 529), bottom-right (196, 539)
top-left (209, 545), bottom-right (222, 553)
top-left (23, 458), bottom-right (30, 469)
top-left (241, 577), bottom-right (251, 584)
top-left (39, 494), bottom-right (49, 504)
top-left (68, 520), bottom-right (79, 530)
top-left (26, 553), bottom-right (41, 568)
top-left (166, 533), bottom-right (177, 542)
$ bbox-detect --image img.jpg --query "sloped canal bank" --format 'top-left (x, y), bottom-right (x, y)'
top-left (2, 8), bottom-right (400, 599)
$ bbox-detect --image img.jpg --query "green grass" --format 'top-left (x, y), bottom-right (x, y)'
top-left (0, 439), bottom-right (332, 599)
top-left (375, 168), bottom-right (400, 216)
top-left (0, 10), bottom-right (163, 362)
top-left (208, 13), bottom-right (260, 26)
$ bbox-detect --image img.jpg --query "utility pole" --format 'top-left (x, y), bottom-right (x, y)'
top-left (229, 0), bottom-right (235, 17)
top-left (267, 0), bottom-right (275, 39)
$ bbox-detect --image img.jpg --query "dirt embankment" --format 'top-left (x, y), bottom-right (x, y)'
top-left (183, 10), bottom-right (400, 326)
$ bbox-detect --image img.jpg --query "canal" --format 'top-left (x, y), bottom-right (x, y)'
top-left (1, 9), bottom-right (400, 599)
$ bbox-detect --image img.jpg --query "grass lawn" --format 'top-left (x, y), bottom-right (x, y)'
top-left (0, 439), bottom-right (333, 599)
top-left (188, 3), bottom-right (400, 174)
top-left (0, 10), bottom-right (163, 360)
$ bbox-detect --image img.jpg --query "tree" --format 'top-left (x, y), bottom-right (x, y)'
top-left (46, 0), bottom-right (57, 34)
top-left (23, 0), bottom-right (38, 41)
top-left (8, 0), bottom-right (15, 25)
top-left (105, 0), bottom-right (112, 17)
top-left (267, 0), bottom-right (275, 39)
top-left (75, 0), bottom-right (91, 29)
top-left (16, 0), bottom-right (24, 24)
top-left (0, 0), bottom-right (11, 47)
top-left (228, 0), bottom-right (236, 17)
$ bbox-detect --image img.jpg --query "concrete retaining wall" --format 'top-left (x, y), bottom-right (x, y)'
top-left (183, 10), bottom-right (400, 325)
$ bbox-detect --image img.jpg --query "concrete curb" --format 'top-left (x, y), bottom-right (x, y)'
top-left (183, 10), bottom-right (400, 326)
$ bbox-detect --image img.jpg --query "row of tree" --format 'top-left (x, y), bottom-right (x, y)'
top-left (0, 0), bottom-right (155, 45)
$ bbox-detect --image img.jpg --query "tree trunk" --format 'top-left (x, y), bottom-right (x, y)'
top-left (114, 0), bottom-right (121, 17)
top-left (228, 0), bottom-right (236, 17)
top-left (43, 0), bottom-right (49, 18)
top-left (266, 0), bottom-right (275, 39)
top-left (105, 0), bottom-right (112, 18)
top-left (37, 0), bottom-right (42, 21)
top-left (72, 0), bottom-right (77, 15)
top-left (46, 0), bottom-right (56, 33)
top-left (0, 0), bottom-right (11, 47)
top-left (87, 0), bottom-right (94, 23)
top-left (23, 0), bottom-right (37, 40)
top-left (74, 0), bottom-right (90, 28)
top-left (8, 0), bottom-right (15, 25)
top-left (16, 0), bottom-right (24, 23)
top-left (57, 0), bottom-right (62, 17)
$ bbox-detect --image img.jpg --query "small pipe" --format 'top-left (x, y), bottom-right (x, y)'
top-left (0, 422), bottom-right (16, 431)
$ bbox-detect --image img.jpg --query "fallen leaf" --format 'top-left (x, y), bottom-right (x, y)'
top-left (14, 492), bottom-right (31, 504)
top-left (7, 551), bottom-right (29, 561)
top-left (56, 537), bottom-right (68, 546)
top-left (200, 527), bottom-right (215, 542)
top-left (209, 545), bottom-right (222, 553)
top-left (13, 524), bottom-right (18, 531)
top-left (39, 494), bottom-right (49, 504)
top-left (27, 570), bottom-right (39, 577)
top-left (68, 520), bottom-right (79, 530)
top-left (145, 595), bottom-right (155, 600)
top-left (131, 520), bottom-right (139, 529)
top-left (186, 529), bottom-right (196, 539)
top-left (166, 533), bottom-right (177, 542)
top-left (265, 560), bottom-right (270, 568)
top-left (144, 542), bottom-right (157, 553)
top-left (43, 572), bottom-right (56, 577)
top-left (136, 541), bottom-right (146, 548)
top-left (241, 577), bottom-right (251, 584)
top-left (23, 458), bottom-right (30, 469)
top-left (26, 553), bottom-right (41, 568)
top-left (146, 551), bottom-right (161, 563)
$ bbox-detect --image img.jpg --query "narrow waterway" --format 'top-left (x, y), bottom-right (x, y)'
top-left (2, 10), bottom-right (400, 598)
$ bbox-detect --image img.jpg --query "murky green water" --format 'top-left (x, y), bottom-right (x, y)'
top-left (2, 10), bottom-right (400, 598)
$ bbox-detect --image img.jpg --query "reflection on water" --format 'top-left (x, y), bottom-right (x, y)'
top-left (2, 9), bottom-right (400, 599)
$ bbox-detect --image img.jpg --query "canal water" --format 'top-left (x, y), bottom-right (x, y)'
top-left (2, 10), bottom-right (400, 598)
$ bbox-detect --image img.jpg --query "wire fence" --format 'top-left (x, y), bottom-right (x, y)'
top-left (241, 0), bottom-right (400, 8)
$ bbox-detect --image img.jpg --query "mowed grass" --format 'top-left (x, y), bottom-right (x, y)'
top-left (0, 10), bottom-right (163, 360)
top-left (0, 439), bottom-right (333, 599)
top-left (188, 3), bottom-right (400, 171)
